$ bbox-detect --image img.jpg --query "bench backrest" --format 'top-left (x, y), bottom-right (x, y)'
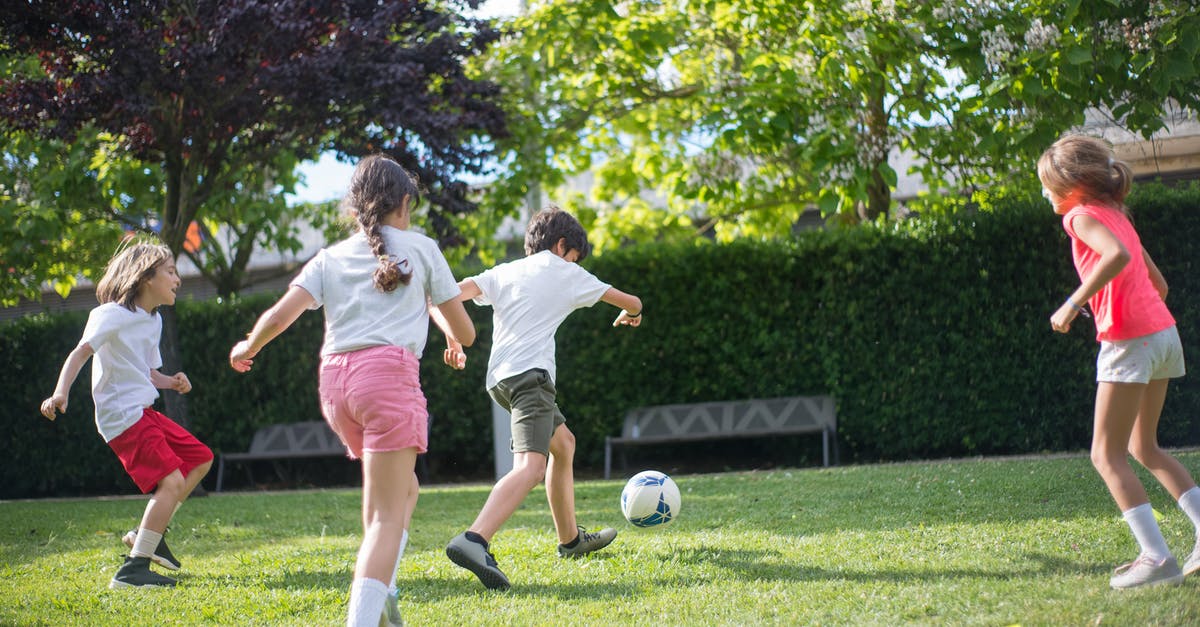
top-left (247, 421), bottom-right (345, 455)
top-left (621, 396), bottom-right (835, 439)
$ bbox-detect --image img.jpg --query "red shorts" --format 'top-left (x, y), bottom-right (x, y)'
top-left (319, 345), bottom-right (428, 460)
top-left (108, 408), bottom-right (214, 494)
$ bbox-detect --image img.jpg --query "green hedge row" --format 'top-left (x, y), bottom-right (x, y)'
top-left (5, 184), bottom-right (1200, 498)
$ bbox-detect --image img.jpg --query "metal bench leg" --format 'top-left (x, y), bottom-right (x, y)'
top-left (604, 440), bottom-right (612, 480)
top-left (216, 457), bottom-right (225, 492)
top-left (822, 430), bottom-right (829, 467)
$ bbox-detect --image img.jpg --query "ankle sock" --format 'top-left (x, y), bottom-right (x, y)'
top-left (464, 531), bottom-right (488, 548)
top-left (1123, 503), bottom-right (1172, 560)
top-left (1177, 487), bottom-right (1200, 536)
top-left (388, 530), bottom-right (409, 595)
top-left (347, 578), bottom-right (387, 627)
top-left (561, 533), bottom-right (580, 548)
top-left (131, 529), bottom-right (163, 559)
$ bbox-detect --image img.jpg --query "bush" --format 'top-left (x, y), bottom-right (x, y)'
top-left (5, 183), bottom-right (1200, 497)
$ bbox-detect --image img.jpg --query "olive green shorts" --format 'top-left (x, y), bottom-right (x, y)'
top-left (487, 368), bottom-right (565, 456)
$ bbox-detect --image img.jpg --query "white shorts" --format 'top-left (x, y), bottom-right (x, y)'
top-left (1096, 325), bottom-right (1186, 384)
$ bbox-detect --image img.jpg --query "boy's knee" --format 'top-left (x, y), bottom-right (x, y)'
top-left (156, 472), bottom-right (186, 498)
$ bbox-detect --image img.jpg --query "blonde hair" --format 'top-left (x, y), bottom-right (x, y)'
top-left (95, 239), bottom-right (174, 312)
top-left (342, 154), bottom-right (420, 292)
top-left (1037, 135), bottom-right (1133, 212)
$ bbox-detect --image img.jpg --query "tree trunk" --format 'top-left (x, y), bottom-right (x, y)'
top-left (157, 304), bottom-right (189, 429)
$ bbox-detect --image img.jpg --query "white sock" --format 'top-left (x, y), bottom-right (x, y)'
top-left (131, 528), bottom-right (163, 559)
top-left (347, 578), bottom-right (388, 627)
top-left (1177, 487), bottom-right (1200, 537)
top-left (386, 530), bottom-right (409, 594)
top-left (1123, 503), bottom-right (1172, 560)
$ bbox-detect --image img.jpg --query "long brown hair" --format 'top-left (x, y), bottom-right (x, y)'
top-left (95, 239), bottom-right (174, 312)
top-left (1037, 135), bottom-right (1133, 214)
top-left (343, 154), bottom-right (420, 292)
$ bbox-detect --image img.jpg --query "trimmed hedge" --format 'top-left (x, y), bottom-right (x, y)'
top-left (5, 184), bottom-right (1200, 498)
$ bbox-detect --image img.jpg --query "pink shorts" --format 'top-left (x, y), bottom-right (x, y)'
top-left (108, 408), bottom-right (214, 494)
top-left (318, 345), bottom-right (428, 459)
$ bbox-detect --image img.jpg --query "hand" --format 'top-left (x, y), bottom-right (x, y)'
top-left (170, 372), bottom-right (192, 394)
top-left (443, 338), bottom-right (466, 370)
top-left (613, 311), bottom-right (642, 328)
top-left (40, 394), bottom-right (67, 420)
top-left (230, 340), bottom-right (257, 373)
top-left (1050, 302), bottom-right (1077, 334)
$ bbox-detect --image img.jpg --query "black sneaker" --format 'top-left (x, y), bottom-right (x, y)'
top-left (122, 528), bottom-right (181, 571)
top-left (557, 526), bottom-right (617, 558)
top-left (445, 532), bottom-right (510, 591)
top-left (109, 556), bottom-right (177, 589)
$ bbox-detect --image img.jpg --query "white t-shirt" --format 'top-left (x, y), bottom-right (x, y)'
top-left (470, 250), bottom-right (610, 389)
top-left (292, 226), bottom-right (461, 357)
top-left (80, 303), bottom-right (163, 442)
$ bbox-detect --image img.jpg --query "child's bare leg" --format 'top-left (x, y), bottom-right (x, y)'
top-left (546, 425), bottom-right (578, 544)
top-left (355, 449), bottom-right (417, 581)
top-left (139, 470), bottom-right (187, 533)
top-left (1091, 382), bottom-right (1150, 510)
top-left (468, 451), bottom-right (546, 541)
top-left (179, 459), bottom-right (212, 503)
top-left (1128, 379), bottom-right (1198, 498)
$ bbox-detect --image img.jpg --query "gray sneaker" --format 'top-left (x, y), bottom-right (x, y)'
top-left (380, 590), bottom-right (403, 627)
top-left (445, 532), bottom-right (510, 591)
top-left (1183, 538), bottom-right (1200, 577)
top-left (1109, 554), bottom-right (1183, 589)
top-left (122, 528), bottom-right (181, 571)
top-left (109, 556), bottom-right (177, 589)
top-left (557, 526), bottom-right (617, 558)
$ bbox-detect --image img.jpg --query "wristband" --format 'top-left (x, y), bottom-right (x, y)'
top-left (1065, 298), bottom-right (1091, 318)
top-left (626, 310), bottom-right (642, 318)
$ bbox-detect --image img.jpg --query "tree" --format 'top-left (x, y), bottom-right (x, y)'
top-left (476, 0), bottom-right (1198, 252)
top-left (0, 0), bottom-right (507, 424)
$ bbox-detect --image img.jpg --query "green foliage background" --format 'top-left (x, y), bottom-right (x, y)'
top-left (5, 186), bottom-right (1200, 498)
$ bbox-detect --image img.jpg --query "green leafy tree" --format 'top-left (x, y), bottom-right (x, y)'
top-left (476, 0), bottom-right (1198, 252)
top-left (0, 0), bottom-right (506, 425)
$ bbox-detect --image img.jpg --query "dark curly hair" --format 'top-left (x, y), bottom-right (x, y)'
top-left (524, 205), bottom-right (590, 260)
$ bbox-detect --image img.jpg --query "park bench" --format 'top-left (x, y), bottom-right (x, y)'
top-left (214, 418), bottom-right (436, 491)
top-left (603, 395), bottom-right (837, 479)
top-left (215, 421), bottom-right (347, 492)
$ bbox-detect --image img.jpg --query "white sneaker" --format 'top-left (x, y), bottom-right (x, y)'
top-left (1183, 539), bottom-right (1200, 577)
top-left (1110, 554), bottom-right (1183, 589)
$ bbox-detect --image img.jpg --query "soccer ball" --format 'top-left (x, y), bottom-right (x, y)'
top-left (620, 470), bottom-right (681, 527)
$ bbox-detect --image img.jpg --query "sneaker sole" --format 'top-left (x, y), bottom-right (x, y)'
top-left (1185, 562), bottom-right (1200, 577)
top-left (445, 545), bottom-right (510, 591)
top-left (1111, 573), bottom-right (1184, 589)
top-left (122, 533), bottom-right (181, 571)
top-left (108, 578), bottom-right (175, 590)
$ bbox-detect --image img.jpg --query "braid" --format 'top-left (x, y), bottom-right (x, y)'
top-left (346, 154), bottom-right (418, 292)
top-left (362, 206), bottom-right (412, 293)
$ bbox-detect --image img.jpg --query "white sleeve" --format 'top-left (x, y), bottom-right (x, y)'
top-left (424, 242), bottom-right (462, 306)
top-left (147, 315), bottom-right (163, 369)
top-left (571, 266), bottom-right (611, 309)
top-left (470, 268), bottom-right (496, 307)
top-left (290, 250), bottom-right (326, 310)
top-left (80, 306), bottom-right (119, 351)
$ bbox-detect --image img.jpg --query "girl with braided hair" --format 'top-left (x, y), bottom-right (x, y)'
top-left (230, 154), bottom-right (475, 626)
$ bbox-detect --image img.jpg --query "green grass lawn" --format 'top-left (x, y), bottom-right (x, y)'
top-left (5, 453), bottom-right (1200, 626)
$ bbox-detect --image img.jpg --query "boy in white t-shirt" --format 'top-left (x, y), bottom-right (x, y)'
top-left (41, 241), bottom-right (213, 589)
top-left (442, 206), bottom-right (643, 590)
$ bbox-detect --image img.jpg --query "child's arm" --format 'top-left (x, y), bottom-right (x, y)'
top-left (150, 369), bottom-right (192, 394)
top-left (230, 286), bottom-right (316, 372)
top-left (1051, 214), bottom-right (1130, 333)
top-left (433, 279), bottom-right (480, 370)
top-left (1144, 249), bottom-right (1168, 301)
top-left (600, 287), bottom-right (643, 328)
top-left (40, 342), bottom-right (94, 420)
